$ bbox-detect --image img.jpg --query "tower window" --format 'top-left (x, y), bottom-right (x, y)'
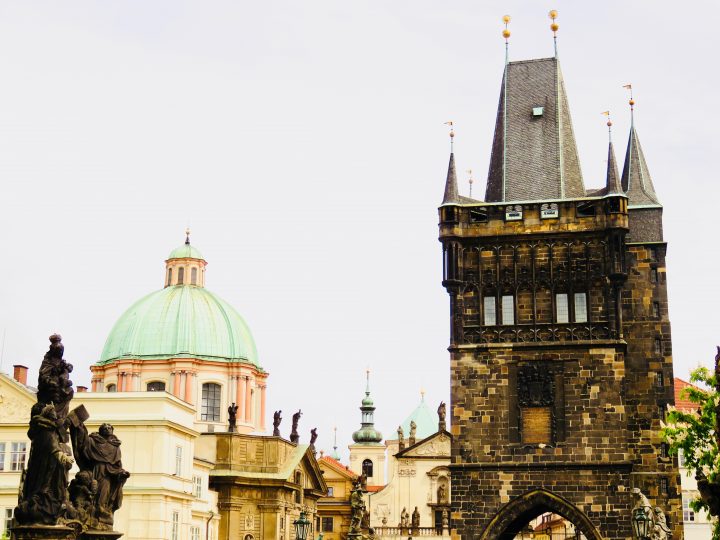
top-left (362, 459), bottom-right (374, 478)
top-left (655, 338), bottom-right (663, 355)
top-left (574, 293), bottom-right (588, 323)
top-left (650, 268), bottom-right (658, 283)
top-left (191, 267), bottom-right (198, 285)
top-left (501, 295), bottom-right (514, 325)
top-left (106, 384), bottom-right (117, 393)
top-left (201, 383), bottom-right (221, 421)
top-left (167, 268), bottom-right (172, 286)
top-left (659, 476), bottom-right (669, 495)
top-left (147, 381), bottom-right (166, 392)
top-left (178, 267), bottom-right (185, 285)
top-left (483, 296), bottom-right (496, 326)
top-left (653, 302), bottom-right (661, 319)
top-left (555, 294), bottom-right (569, 323)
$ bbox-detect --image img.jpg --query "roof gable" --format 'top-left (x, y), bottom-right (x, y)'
top-left (319, 456), bottom-right (357, 480)
top-left (396, 430), bottom-right (451, 459)
top-left (0, 372), bottom-right (36, 423)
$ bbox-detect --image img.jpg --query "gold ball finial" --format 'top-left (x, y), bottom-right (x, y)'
top-left (607, 120), bottom-right (613, 128)
top-left (502, 29), bottom-right (511, 39)
top-left (629, 98), bottom-right (635, 106)
top-left (502, 14), bottom-right (511, 23)
top-left (548, 10), bottom-right (558, 20)
top-left (450, 129), bottom-right (455, 139)
top-left (550, 22), bottom-right (559, 32)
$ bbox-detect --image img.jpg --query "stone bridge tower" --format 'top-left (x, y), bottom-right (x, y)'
top-left (438, 52), bottom-right (681, 538)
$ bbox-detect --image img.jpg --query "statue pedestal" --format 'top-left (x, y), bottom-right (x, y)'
top-left (10, 525), bottom-right (75, 540)
top-left (79, 531), bottom-right (123, 540)
top-left (346, 534), bottom-right (363, 540)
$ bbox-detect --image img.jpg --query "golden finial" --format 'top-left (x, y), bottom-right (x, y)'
top-left (420, 388), bottom-right (426, 401)
top-left (549, 10), bottom-right (559, 56)
top-left (623, 84), bottom-right (635, 125)
top-left (502, 15), bottom-right (511, 40)
top-left (602, 111), bottom-right (612, 142)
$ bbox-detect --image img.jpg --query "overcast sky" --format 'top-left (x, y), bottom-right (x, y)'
top-left (0, 1), bottom-right (718, 461)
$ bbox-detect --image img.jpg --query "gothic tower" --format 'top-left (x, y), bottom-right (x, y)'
top-left (439, 51), bottom-right (681, 538)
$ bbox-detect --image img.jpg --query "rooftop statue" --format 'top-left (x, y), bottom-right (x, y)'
top-left (273, 410), bottom-right (282, 436)
top-left (227, 403), bottom-right (238, 433)
top-left (290, 409), bottom-right (302, 443)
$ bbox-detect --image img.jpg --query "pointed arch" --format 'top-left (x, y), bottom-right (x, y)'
top-left (479, 489), bottom-right (603, 540)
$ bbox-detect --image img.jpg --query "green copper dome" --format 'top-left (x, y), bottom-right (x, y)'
top-left (168, 243), bottom-right (204, 260)
top-left (400, 396), bottom-right (438, 441)
top-left (97, 285), bottom-right (259, 366)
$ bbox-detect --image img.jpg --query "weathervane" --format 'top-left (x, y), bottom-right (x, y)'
top-left (502, 15), bottom-right (511, 63)
top-left (601, 111), bottom-right (612, 142)
top-left (623, 84), bottom-right (635, 125)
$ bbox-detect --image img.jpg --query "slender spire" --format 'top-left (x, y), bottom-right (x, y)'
top-left (549, 10), bottom-right (559, 57)
top-left (467, 169), bottom-right (474, 198)
top-left (352, 369), bottom-right (383, 444)
top-left (620, 91), bottom-right (661, 206)
top-left (603, 111), bottom-right (622, 195)
top-left (185, 227), bottom-right (191, 245)
top-left (502, 15), bottom-right (511, 64)
top-left (331, 426), bottom-right (341, 460)
top-left (441, 123), bottom-right (459, 205)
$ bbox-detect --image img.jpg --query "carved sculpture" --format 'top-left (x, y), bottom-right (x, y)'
top-left (630, 488), bottom-right (671, 540)
top-left (69, 415), bottom-right (130, 530)
top-left (438, 401), bottom-right (447, 431)
top-left (397, 425), bottom-right (405, 451)
top-left (14, 402), bottom-right (74, 525)
top-left (273, 410), bottom-right (282, 437)
top-left (409, 420), bottom-right (417, 446)
top-left (227, 403), bottom-right (238, 433)
top-left (411, 506), bottom-right (420, 534)
top-left (437, 482), bottom-right (447, 504)
top-left (349, 479), bottom-right (365, 535)
top-left (309, 428), bottom-right (318, 454)
top-left (290, 410), bottom-right (302, 443)
top-left (400, 507), bottom-right (409, 528)
top-left (37, 334), bottom-right (74, 441)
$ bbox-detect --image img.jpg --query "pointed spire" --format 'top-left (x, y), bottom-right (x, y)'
top-left (603, 112), bottom-right (622, 195)
top-left (621, 93), bottom-right (661, 206)
top-left (331, 426), bottom-right (341, 460)
top-left (352, 369), bottom-right (383, 445)
top-left (485, 57), bottom-right (585, 202)
top-left (441, 124), bottom-right (460, 205)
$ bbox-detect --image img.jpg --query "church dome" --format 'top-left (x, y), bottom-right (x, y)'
top-left (400, 394), bottom-right (438, 441)
top-left (97, 234), bottom-right (259, 367)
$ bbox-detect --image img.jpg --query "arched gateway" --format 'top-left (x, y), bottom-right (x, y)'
top-left (480, 490), bottom-right (602, 540)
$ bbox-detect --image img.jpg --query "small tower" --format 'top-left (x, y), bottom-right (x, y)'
top-left (348, 370), bottom-right (386, 486)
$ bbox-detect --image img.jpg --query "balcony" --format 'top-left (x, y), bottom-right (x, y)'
top-left (461, 322), bottom-right (614, 345)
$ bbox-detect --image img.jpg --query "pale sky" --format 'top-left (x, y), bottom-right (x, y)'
top-left (0, 1), bottom-right (718, 461)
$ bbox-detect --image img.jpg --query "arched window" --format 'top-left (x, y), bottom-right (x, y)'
top-left (362, 459), bottom-right (374, 478)
top-left (147, 381), bottom-right (166, 392)
top-left (178, 267), bottom-right (185, 285)
top-left (167, 268), bottom-right (172, 286)
top-left (106, 384), bottom-right (117, 393)
top-left (201, 383), bottom-right (221, 421)
top-left (191, 267), bottom-right (198, 285)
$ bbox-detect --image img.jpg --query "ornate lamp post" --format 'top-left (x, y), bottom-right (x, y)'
top-left (294, 511), bottom-right (312, 540)
top-left (632, 506), bottom-right (652, 540)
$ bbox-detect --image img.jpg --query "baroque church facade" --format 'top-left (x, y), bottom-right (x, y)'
top-left (439, 49), bottom-right (681, 538)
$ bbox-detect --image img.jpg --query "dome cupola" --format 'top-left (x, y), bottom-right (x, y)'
top-left (165, 229), bottom-right (207, 287)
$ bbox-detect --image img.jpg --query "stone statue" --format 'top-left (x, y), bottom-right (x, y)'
top-left (37, 334), bottom-right (74, 441)
top-left (227, 403), bottom-right (238, 432)
top-left (309, 428), bottom-right (318, 454)
top-left (630, 488), bottom-right (671, 540)
top-left (14, 402), bottom-right (74, 525)
top-left (361, 508), bottom-right (370, 530)
top-left (409, 420), bottom-right (417, 445)
top-left (400, 507), bottom-right (409, 528)
top-left (397, 425), bottom-right (405, 450)
top-left (442, 509), bottom-right (449, 530)
top-left (349, 479), bottom-right (365, 535)
top-left (411, 506), bottom-right (420, 534)
top-left (272, 410), bottom-right (282, 437)
top-left (290, 410), bottom-right (302, 443)
top-left (437, 482), bottom-right (447, 504)
top-left (438, 401), bottom-right (447, 431)
top-left (68, 470), bottom-right (98, 529)
top-left (69, 412), bottom-right (130, 530)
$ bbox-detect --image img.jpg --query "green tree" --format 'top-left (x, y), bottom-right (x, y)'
top-left (662, 365), bottom-right (720, 538)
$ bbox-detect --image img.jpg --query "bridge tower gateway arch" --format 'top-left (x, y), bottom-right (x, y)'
top-left (438, 36), bottom-right (682, 539)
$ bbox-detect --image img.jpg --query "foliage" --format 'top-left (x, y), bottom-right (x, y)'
top-left (661, 366), bottom-right (720, 537)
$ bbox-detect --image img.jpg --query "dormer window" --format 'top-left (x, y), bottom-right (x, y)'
top-left (191, 267), bottom-right (198, 285)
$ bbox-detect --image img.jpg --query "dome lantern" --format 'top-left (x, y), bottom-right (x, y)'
top-left (352, 369), bottom-right (383, 444)
top-left (165, 229), bottom-right (207, 287)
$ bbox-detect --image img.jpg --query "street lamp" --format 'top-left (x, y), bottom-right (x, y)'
top-left (632, 506), bottom-right (652, 539)
top-left (293, 511), bottom-right (312, 540)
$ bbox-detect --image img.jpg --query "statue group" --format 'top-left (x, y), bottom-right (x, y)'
top-left (13, 335), bottom-right (129, 540)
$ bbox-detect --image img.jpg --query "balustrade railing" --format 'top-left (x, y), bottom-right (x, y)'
top-left (462, 322), bottom-right (613, 344)
top-left (373, 526), bottom-right (450, 538)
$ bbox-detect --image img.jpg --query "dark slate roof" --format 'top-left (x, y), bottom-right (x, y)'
top-left (605, 141), bottom-right (622, 195)
top-left (485, 57), bottom-right (585, 202)
top-left (441, 152), bottom-right (459, 205)
top-left (621, 126), bottom-right (661, 206)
